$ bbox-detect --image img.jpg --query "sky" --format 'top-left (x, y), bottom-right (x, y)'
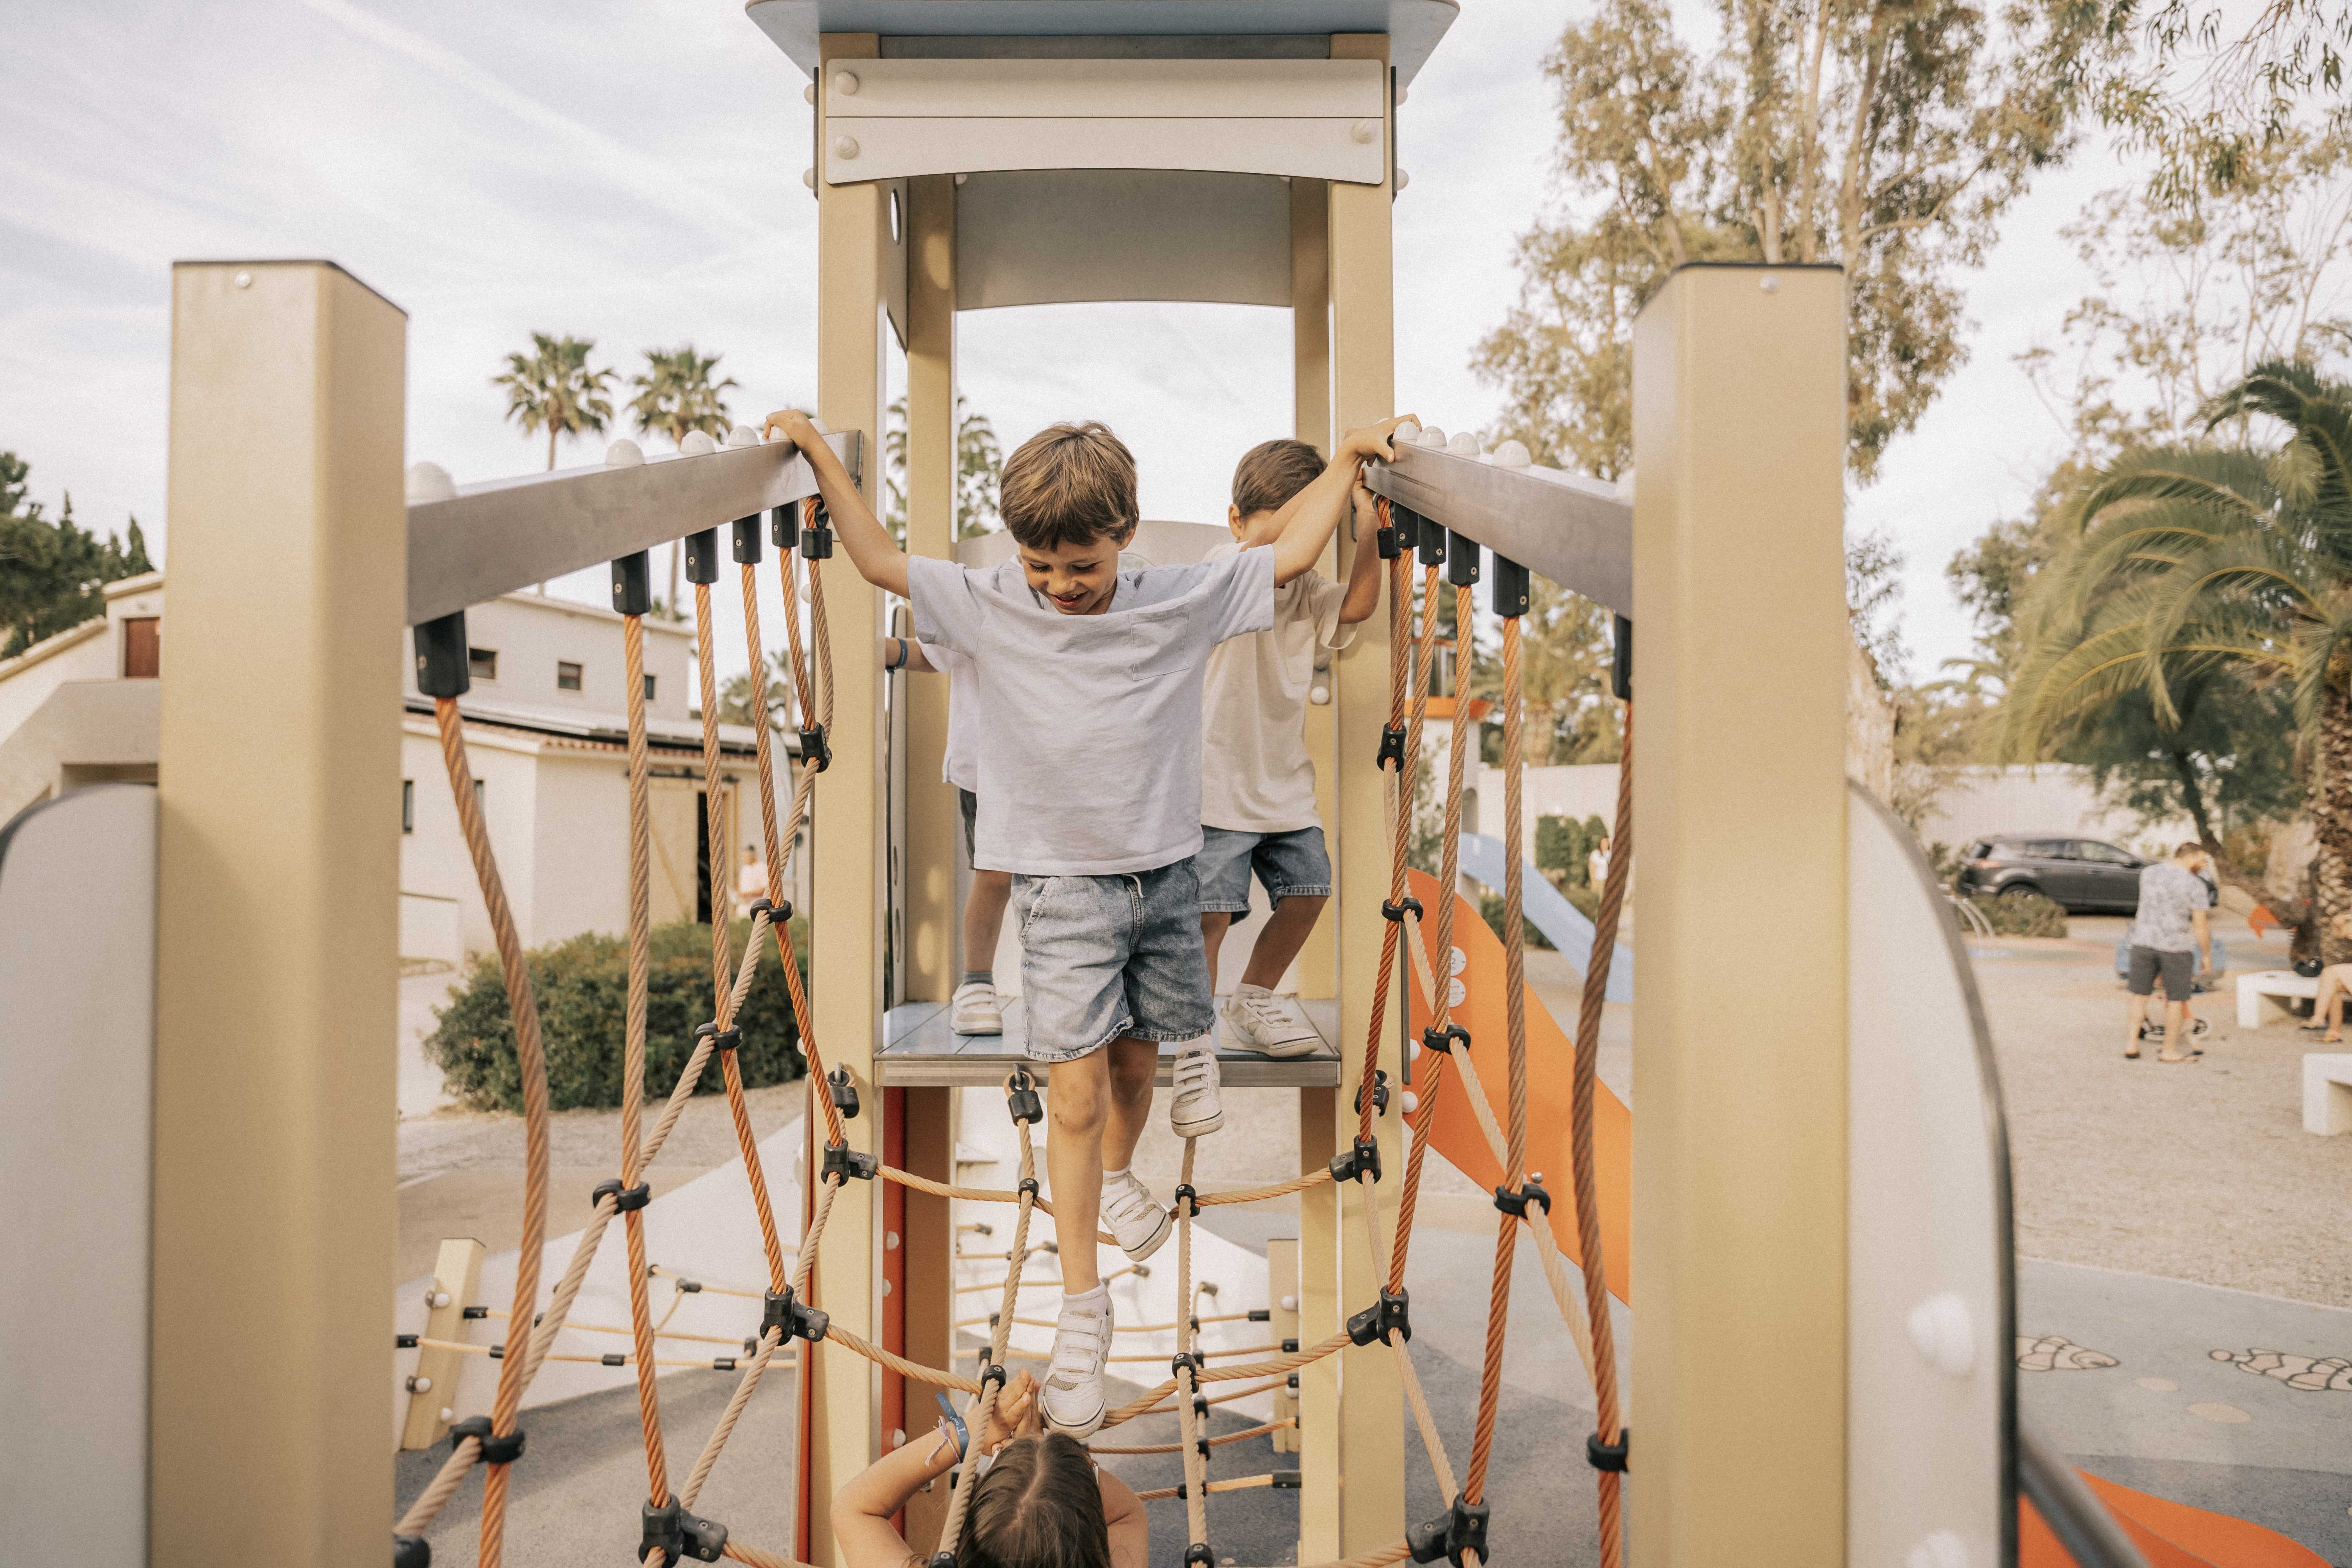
top-left (2, 0), bottom-right (2177, 682)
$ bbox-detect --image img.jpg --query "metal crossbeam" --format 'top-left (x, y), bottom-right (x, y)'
top-left (1364, 443), bottom-right (1632, 619)
top-left (405, 432), bottom-right (864, 626)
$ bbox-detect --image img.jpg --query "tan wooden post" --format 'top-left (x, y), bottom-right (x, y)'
top-left (1293, 175), bottom-right (1340, 1004)
top-left (810, 32), bottom-right (891, 1563)
top-left (152, 260), bottom-right (406, 1565)
top-left (1629, 262), bottom-right (1849, 1565)
top-left (1325, 29), bottom-right (1405, 1559)
top-left (400, 1237), bottom-right (488, 1448)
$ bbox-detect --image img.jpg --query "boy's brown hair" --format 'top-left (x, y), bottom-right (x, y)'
top-left (1232, 438), bottom-right (1324, 518)
top-left (1000, 422), bottom-right (1139, 550)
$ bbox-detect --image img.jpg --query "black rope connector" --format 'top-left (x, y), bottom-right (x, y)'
top-left (828, 1066), bottom-right (861, 1119)
top-left (1587, 1427), bottom-right (1629, 1473)
top-left (1392, 503), bottom-right (1423, 554)
top-left (611, 551), bottom-right (653, 617)
top-left (1491, 554), bottom-right (1529, 619)
top-left (673, 1280), bottom-right (702, 1295)
top-left (593, 1178), bottom-right (652, 1214)
top-left (822, 1139), bottom-right (877, 1184)
top-left (1191, 1391), bottom-right (1210, 1418)
top-left (1172, 1182), bottom-right (1198, 1218)
top-left (601, 1352), bottom-right (626, 1367)
top-left (1281, 1338), bottom-right (1300, 1353)
top-left (733, 513), bottom-right (765, 566)
top-left (695, 1021), bottom-right (742, 1054)
top-left (713, 1356), bottom-right (737, 1371)
top-left (394, 1532), bottom-right (432, 1568)
top-left (1184, 1544), bottom-right (1216, 1568)
top-left (1376, 722), bottom-right (1406, 771)
top-left (1196, 1434), bottom-right (1211, 1460)
top-left (799, 722), bottom-right (833, 773)
top-left (1421, 1023), bottom-right (1470, 1056)
top-left (640, 1497), bottom-right (729, 1565)
top-left (413, 612), bottom-right (469, 699)
top-left (1382, 895), bottom-right (1424, 925)
top-left (769, 500), bottom-right (800, 552)
top-left (746, 896), bottom-right (791, 924)
top-left (1417, 517), bottom-right (1447, 568)
top-left (978, 1361), bottom-right (1009, 1394)
top-left (1377, 519), bottom-right (1402, 559)
top-left (685, 526), bottom-right (721, 587)
top-left (1328, 1134), bottom-right (1382, 1185)
top-left (930, 1553), bottom-right (959, 1568)
top-left (762, 1284), bottom-right (831, 1344)
top-left (1170, 1350), bottom-right (1203, 1383)
top-left (1017, 1176), bottom-right (1041, 1201)
top-left (1494, 1180), bottom-right (1552, 1218)
top-left (1612, 613), bottom-right (1632, 702)
top-left (1247, 1308), bottom-right (1270, 1322)
top-left (1347, 1287), bottom-right (1412, 1347)
top-left (1005, 1071), bottom-right (1044, 1125)
top-left (449, 1415), bottom-right (525, 1466)
top-left (396, 1333), bottom-right (418, 1349)
top-left (463, 1303), bottom-right (492, 1318)
top-left (1355, 1067), bottom-right (1392, 1118)
top-left (1408, 1495), bottom-right (1490, 1566)
top-left (800, 503), bottom-right (835, 559)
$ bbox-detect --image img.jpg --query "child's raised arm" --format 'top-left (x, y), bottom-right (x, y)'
top-left (1269, 415), bottom-right (1414, 586)
top-left (1338, 479), bottom-right (1386, 624)
top-left (762, 409), bottom-right (909, 598)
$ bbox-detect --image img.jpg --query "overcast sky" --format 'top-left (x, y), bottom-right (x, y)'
top-left (4, 0), bottom-right (2169, 680)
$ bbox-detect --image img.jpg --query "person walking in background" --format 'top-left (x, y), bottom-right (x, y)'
top-left (2125, 841), bottom-right (2214, 1062)
top-left (1588, 831), bottom-right (1612, 892)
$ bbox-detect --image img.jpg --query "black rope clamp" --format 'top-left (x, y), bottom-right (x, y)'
top-left (1409, 1495), bottom-right (1490, 1567)
top-left (1191, 1391), bottom-right (1210, 1418)
top-left (978, 1361), bottom-right (1009, 1395)
top-left (1587, 1427), bottom-right (1629, 1473)
top-left (1329, 1134), bottom-right (1382, 1186)
top-left (1421, 1023), bottom-right (1470, 1056)
top-left (396, 1333), bottom-right (418, 1349)
top-left (449, 1415), bottom-right (525, 1466)
top-left (394, 1533), bottom-right (432, 1568)
top-left (762, 1284), bottom-right (831, 1344)
top-left (1355, 1068), bottom-right (1392, 1118)
top-left (695, 1021), bottom-right (741, 1054)
top-left (640, 1497), bottom-right (729, 1565)
top-left (1377, 520), bottom-right (1402, 559)
top-left (1005, 1071), bottom-right (1044, 1125)
top-left (1172, 1182), bottom-right (1199, 1218)
top-left (1184, 1544), bottom-right (1216, 1568)
top-left (593, 1178), bottom-right (652, 1214)
top-left (930, 1553), bottom-right (959, 1568)
top-left (828, 1066), bottom-right (861, 1119)
top-left (1170, 1350), bottom-right (1203, 1384)
top-left (1017, 1176), bottom-right (1041, 1201)
top-left (1381, 895), bottom-right (1424, 925)
top-left (800, 506), bottom-right (835, 559)
top-left (1347, 1287), bottom-right (1412, 1347)
top-left (822, 1139), bottom-right (877, 1184)
top-left (601, 1352), bottom-right (626, 1367)
top-left (746, 896), bottom-right (791, 924)
top-left (1376, 722), bottom-right (1406, 771)
top-left (799, 722), bottom-right (833, 773)
top-left (1494, 1180), bottom-right (1552, 1218)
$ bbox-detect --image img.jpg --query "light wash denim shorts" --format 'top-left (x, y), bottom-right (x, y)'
top-left (1012, 860), bottom-right (1214, 1061)
top-left (1194, 824), bottom-right (1333, 916)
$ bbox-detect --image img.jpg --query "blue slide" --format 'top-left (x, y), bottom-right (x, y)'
top-left (1454, 833), bottom-right (1635, 1004)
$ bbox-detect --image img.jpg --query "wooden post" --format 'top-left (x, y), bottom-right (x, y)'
top-left (904, 172), bottom-right (958, 998)
top-left (152, 260), bottom-right (406, 1565)
top-left (400, 1237), bottom-right (488, 1448)
top-left (897, 1084), bottom-right (957, 1554)
top-left (1629, 262), bottom-right (1849, 1566)
top-left (1292, 175), bottom-right (1339, 1004)
top-left (1325, 29), bottom-right (1405, 1559)
top-left (1268, 1237), bottom-right (1301, 1455)
top-left (809, 32), bottom-right (891, 1563)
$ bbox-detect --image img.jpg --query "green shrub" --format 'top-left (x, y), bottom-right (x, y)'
top-left (1962, 892), bottom-right (2067, 938)
top-left (1535, 813), bottom-right (1611, 887)
top-left (1479, 891), bottom-right (1557, 951)
top-left (425, 916), bottom-right (810, 1112)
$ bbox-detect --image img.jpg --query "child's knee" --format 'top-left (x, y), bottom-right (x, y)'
top-left (1050, 1061), bottom-right (1109, 1129)
top-left (1107, 1045), bottom-right (1156, 1103)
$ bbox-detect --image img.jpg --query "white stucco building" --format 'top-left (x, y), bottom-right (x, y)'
top-left (0, 581), bottom-right (802, 967)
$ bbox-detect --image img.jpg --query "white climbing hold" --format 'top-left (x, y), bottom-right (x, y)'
top-left (803, 83), bottom-right (816, 105)
top-left (1448, 946), bottom-right (1467, 976)
top-left (833, 70), bottom-right (860, 96)
top-left (1308, 684), bottom-right (1330, 706)
top-left (800, 577), bottom-right (814, 604)
top-left (1394, 419), bottom-right (1422, 445)
top-left (605, 438), bottom-right (644, 468)
top-left (680, 430), bottom-right (717, 456)
top-left (1446, 432), bottom-right (1481, 458)
top-left (1906, 1292), bottom-right (1975, 1378)
top-left (1494, 440), bottom-right (1532, 469)
top-left (833, 135), bottom-right (860, 161)
top-left (1416, 426), bottom-right (1447, 448)
top-left (1401, 1090), bottom-right (1419, 1114)
top-left (802, 167), bottom-right (816, 191)
top-left (1280, 1294), bottom-right (1299, 1312)
top-left (405, 462), bottom-right (457, 505)
top-left (1446, 978), bottom-right (1466, 1008)
top-left (426, 1287), bottom-right (451, 1309)
top-left (408, 1374), bottom-right (433, 1394)
top-left (726, 425), bottom-right (762, 448)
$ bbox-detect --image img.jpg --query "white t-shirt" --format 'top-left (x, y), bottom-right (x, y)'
top-left (926, 642), bottom-right (980, 793)
top-left (907, 550), bottom-right (1277, 875)
top-left (1198, 541), bottom-right (1356, 833)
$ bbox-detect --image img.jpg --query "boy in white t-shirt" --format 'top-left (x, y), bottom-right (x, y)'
top-left (1198, 441), bottom-right (1385, 1054)
top-left (765, 407), bottom-right (1409, 1437)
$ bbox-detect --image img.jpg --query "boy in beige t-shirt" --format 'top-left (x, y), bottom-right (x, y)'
top-left (1197, 439), bottom-right (1385, 1054)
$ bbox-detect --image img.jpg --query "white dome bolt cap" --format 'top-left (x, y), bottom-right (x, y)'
top-left (1906, 1292), bottom-right (1975, 1377)
top-left (1446, 432), bottom-right (1482, 458)
top-left (680, 430), bottom-right (717, 456)
top-left (1494, 439), bottom-right (1532, 469)
top-left (605, 439), bottom-right (644, 467)
top-left (405, 462), bottom-right (457, 505)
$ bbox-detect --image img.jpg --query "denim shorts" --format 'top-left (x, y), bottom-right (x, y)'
top-left (1012, 860), bottom-right (1215, 1061)
top-left (1195, 825), bottom-right (1333, 916)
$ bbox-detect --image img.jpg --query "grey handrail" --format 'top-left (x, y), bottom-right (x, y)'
top-left (1363, 440), bottom-right (1632, 618)
top-left (2018, 1423), bottom-right (2152, 1568)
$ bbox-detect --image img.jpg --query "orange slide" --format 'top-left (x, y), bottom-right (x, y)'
top-left (2023, 1472), bottom-right (2326, 1567)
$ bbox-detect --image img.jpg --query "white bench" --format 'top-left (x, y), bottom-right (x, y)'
top-left (2237, 969), bottom-right (2319, 1028)
top-left (2307, 1054), bottom-right (2352, 1135)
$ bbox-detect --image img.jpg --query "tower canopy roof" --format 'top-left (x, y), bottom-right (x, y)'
top-left (746, 1), bottom-right (1459, 86)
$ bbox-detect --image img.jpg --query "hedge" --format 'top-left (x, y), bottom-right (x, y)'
top-left (425, 916), bottom-right (810, 1113)
top-left (1962, 891), bottom-right (2068, 939)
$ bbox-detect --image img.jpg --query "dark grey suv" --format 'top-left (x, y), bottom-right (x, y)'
top-left (1955, 835), bottom-right (2147, 913)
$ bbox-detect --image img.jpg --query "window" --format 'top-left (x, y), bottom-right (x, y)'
top-left (643, 673), bottom-right (657, 702)
top-left (402, 780), bottom-right (414, 834)
top-left (2077, 841), bottom-right (2136, 865)
top-left (557, 661), bottom-right (583, 692)
top-left (468, 647), bottom-right (498, 681)
top-left (122, 616), bottom-right (160, 679)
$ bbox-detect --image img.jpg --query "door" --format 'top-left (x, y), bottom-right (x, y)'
top-left (2022, 840), bottom-right (2090, 905)
top-left (2072, 840), bottom-right (2142, 911)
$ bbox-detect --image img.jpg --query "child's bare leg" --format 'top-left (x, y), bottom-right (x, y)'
top-left (2124, 990), bottom-right (2150, 1054)
top-left (1101, 1037), bottom-right (1159, 1171)
top-left (2160, 996), bottom-right (2194, 1059)
top-left (964, 869), bottom-right (1012, 971)
top-left (1201, 912), bottom-right (1233, 992)
top-left (1047, 1051), bottom-right (1111, 1294)
top-left (1240, 894), bottom-right (1329, 991)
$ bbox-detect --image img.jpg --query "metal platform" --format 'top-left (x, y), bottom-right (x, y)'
top-left (875, 996), bottom-right (1343, 1087)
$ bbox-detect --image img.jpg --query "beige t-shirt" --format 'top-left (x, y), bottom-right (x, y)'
top-left (1199, 540), bottom-right (1357, 833)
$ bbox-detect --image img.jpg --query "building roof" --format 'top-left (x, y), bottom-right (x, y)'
top-left (0, 573), bottom-right (161, 690)
top-left (745, 0), bottom-right (1459, 85)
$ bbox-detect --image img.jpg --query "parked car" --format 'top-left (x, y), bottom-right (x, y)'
top-left (1955, 835), bottom-right (2147, 914)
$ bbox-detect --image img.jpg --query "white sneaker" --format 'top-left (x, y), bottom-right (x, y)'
top-left (951, 980), bottom-right (1002, 1036)
top-left (1101, 1168), bottom-right (1172, 1261)
top-left (1042, 1289), bottom-right (1112, 1437)
top-left (1221, 984), bottom-right (1323, 1058)
top-left (1171, 1044), bottom-right (1224, 1138)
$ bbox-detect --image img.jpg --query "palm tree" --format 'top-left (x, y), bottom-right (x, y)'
top-left (494, 334), bottom-right (617, 471)
top-left (631, 346), bottom-right (739, 615)
top-left (884, 395), bottom-right (1003, 544)
top-left (2002, 361), bottom-right (2352, 951)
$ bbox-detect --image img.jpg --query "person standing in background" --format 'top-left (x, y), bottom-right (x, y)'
top-left (2124, 842), bottom-right (2214, 1062)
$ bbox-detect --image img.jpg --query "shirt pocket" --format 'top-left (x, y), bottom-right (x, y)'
top-left (1121, 609), bottom-right (1198, 684)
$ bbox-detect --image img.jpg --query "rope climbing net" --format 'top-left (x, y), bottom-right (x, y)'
top-left (391, 478), bottom-right (1635, 1568)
